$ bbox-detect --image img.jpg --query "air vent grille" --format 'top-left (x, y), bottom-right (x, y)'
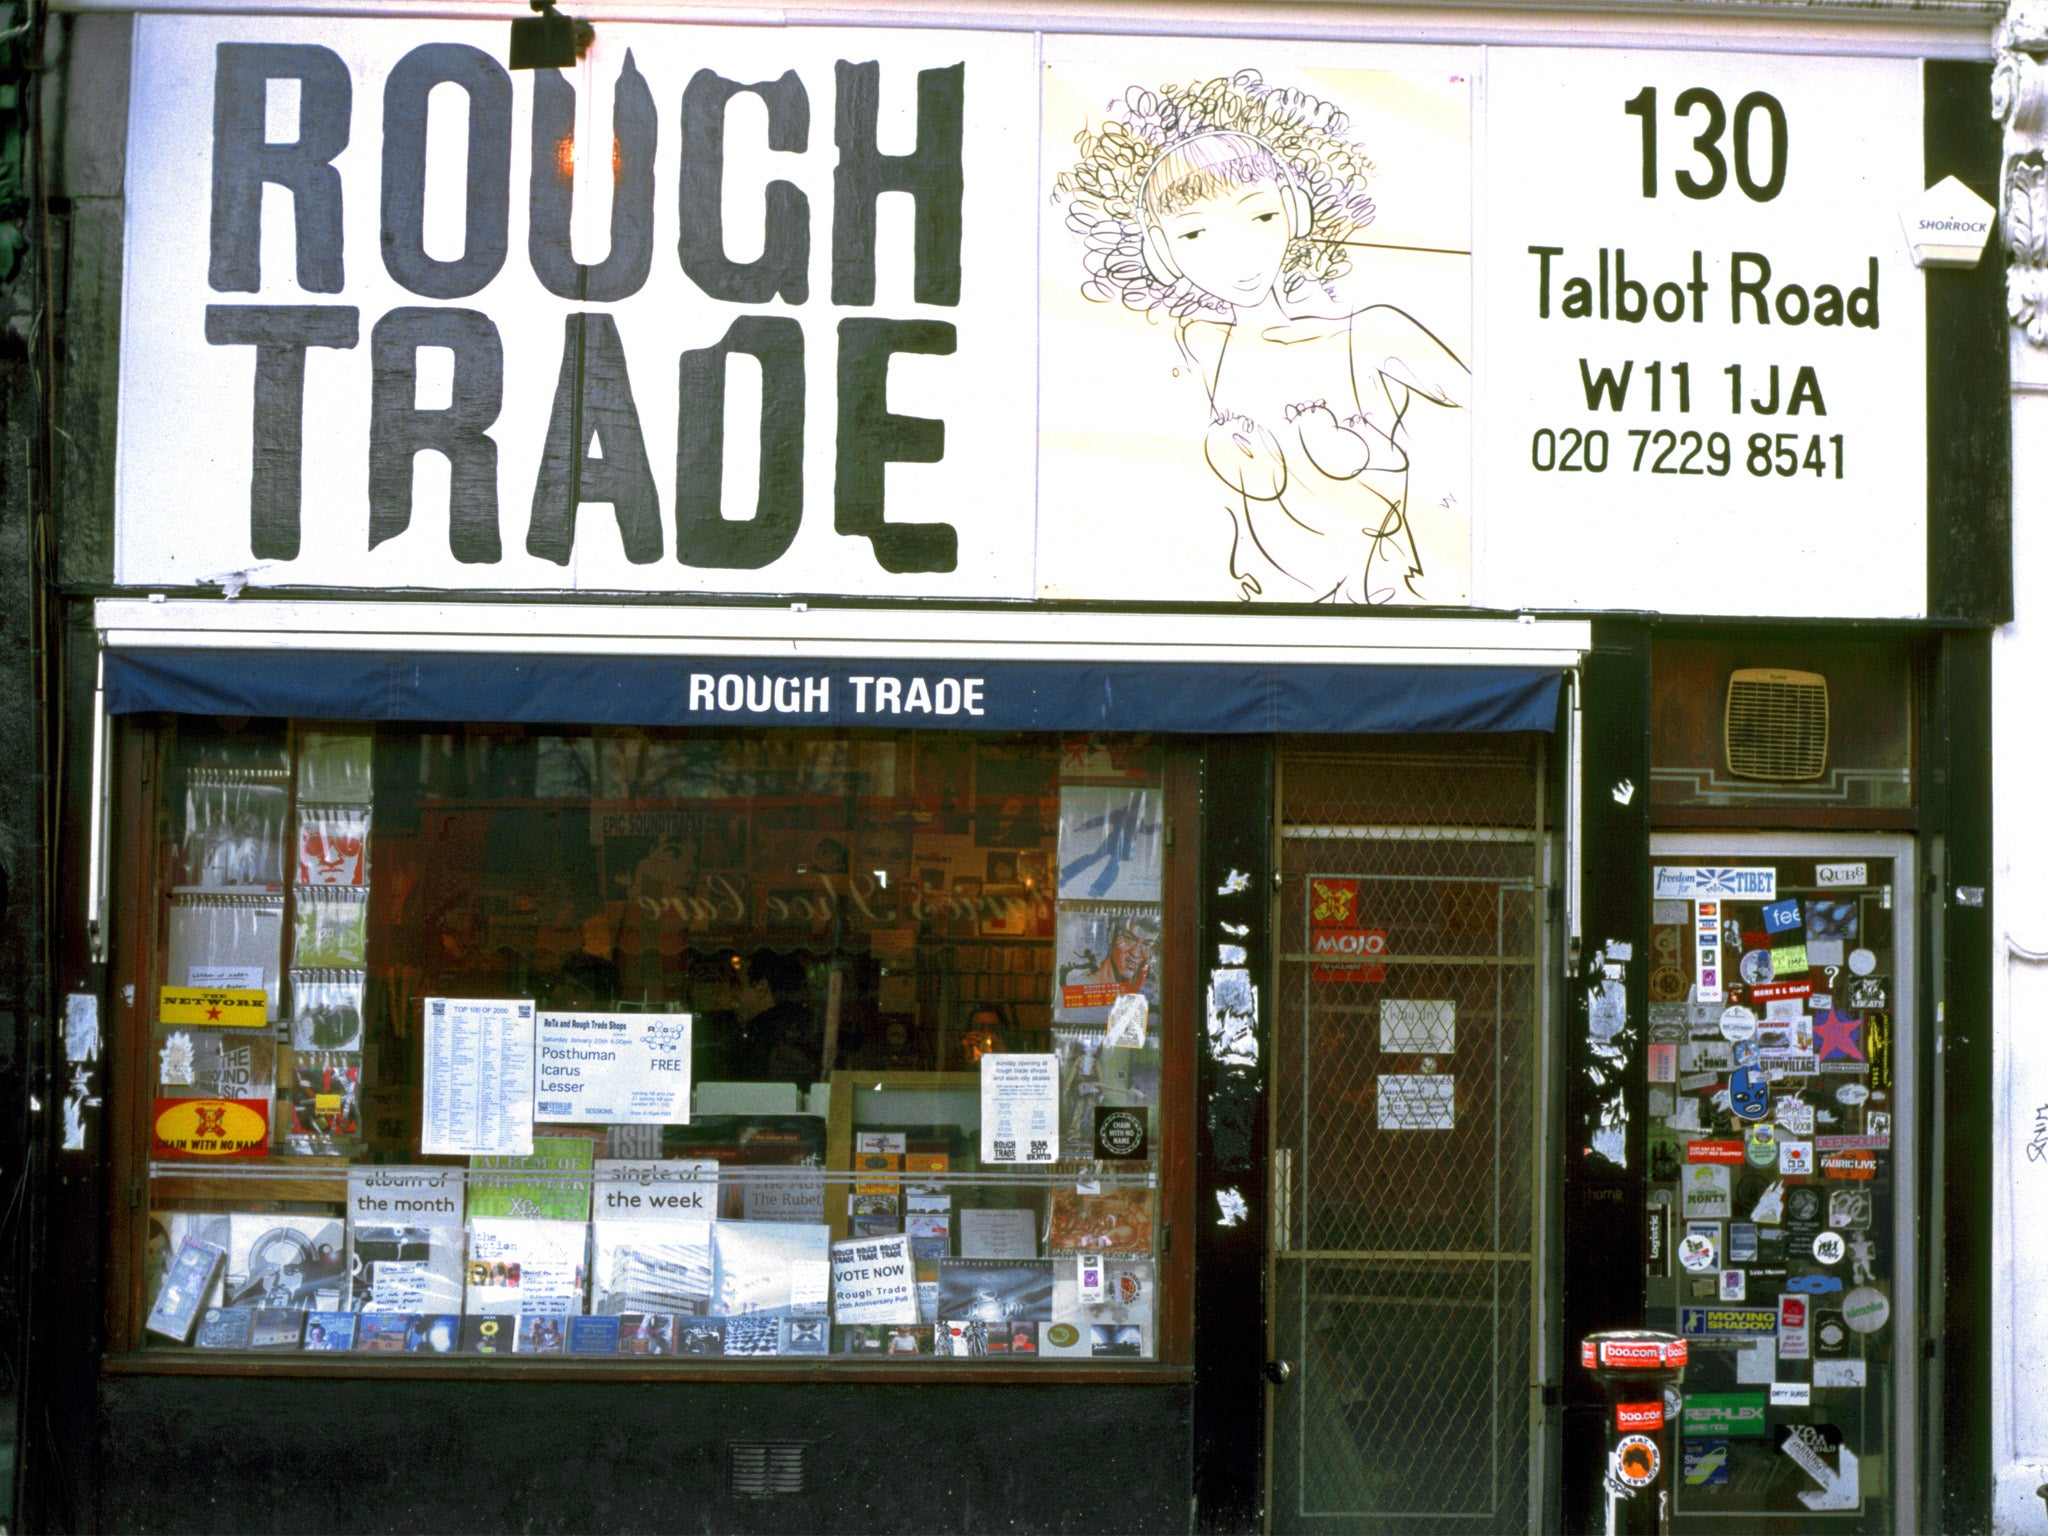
top-left (1724, 668), bottom-right (1829, 782)
top-left (729, 1441), bottom-right (807, 1498)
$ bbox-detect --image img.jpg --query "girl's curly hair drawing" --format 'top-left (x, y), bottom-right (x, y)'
top-left (1055, 71), bottom-right (1379, 320)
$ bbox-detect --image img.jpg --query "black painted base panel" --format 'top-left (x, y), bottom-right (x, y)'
top-left (96, 1377), bottom-right (1193, 1536)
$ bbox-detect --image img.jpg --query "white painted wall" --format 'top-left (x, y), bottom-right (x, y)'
top-left (1994, 346), bottom-right (2048, 1534)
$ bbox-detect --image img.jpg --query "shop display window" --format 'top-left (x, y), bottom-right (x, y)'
top-left (114, 720), bottom-right (1191, 1367)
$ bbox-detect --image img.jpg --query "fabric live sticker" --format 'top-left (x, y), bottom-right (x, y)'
top-left (981, 1053), bottom-right (1059, 1163)
top-left (158, 986), bottom-right (266, 1028)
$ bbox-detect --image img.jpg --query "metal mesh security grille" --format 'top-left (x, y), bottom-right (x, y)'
top-left (728, 1442), bottom-right (807, 1497)
top-left (1724, 668), bottom-right (1829, 782)
top-left (1271, 736), bottom-right (1546, 1536)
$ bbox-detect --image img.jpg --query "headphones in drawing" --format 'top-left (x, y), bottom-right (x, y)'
top-left (1138, 131), bottom-right (1314, 285)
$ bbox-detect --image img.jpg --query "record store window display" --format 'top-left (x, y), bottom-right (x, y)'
top-left (128, 720), bottom-right (1177, 1365)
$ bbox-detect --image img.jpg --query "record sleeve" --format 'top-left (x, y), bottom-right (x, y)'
top-left (406, 1315), bottom-right (462, 1353)
top-left (465, 1217), bottom-right (589, 1318)
top-left (722, 1314), bottom-right (781, 1356)
top-left (297, 730), bottom-right (375, 804)
top-left (617, 1313), bottom-right (678, 1355)
top-left (710, 1220), bottom-right (831, 1318)
top-left (145, 1232), bottom-right (226, 1342)
top-left (835, 1323), bottom-right (891, 1355)
top-left (672, 1319), bottom-right (727, 1356)
top-left (1052, 904), bottom-right (1161, 1023)
top-left (934, 1258), bottom-right (1055, 1323)
top-left (289, 969), bottom-right (365, 1052)
top-left (940, 1319), bottom-right (990, 1357)
top-left (569, 1315), bottom-right (621, 1355)
top-left (249, 1308), bottom-right (306, 1350)
top-left (284, 1052), bottom-right (362, 1155)
top-left (193, 1307), bottom-right (254, 1350)
top-left (178, 771), bottom-right (288, 889)
top-left (1042, 1256), bottom-right (1156, 1359)
top-left (1046, 1187), bottom-right (1155, 1255)
top-left (301, 1311), bottom-right (356, 1351)
top-left (155, 1028), bottom-right (274, 1099)
top-left (515, 1314), bottom-right (568, 1354)
top-left (165, 893), bottom-right (284, 1017)
top-left (461, 1315), bottom-right (515, 1354)
top-left (292, 886), bottom-right (368, 968)
top-left (353, 1313), bottom-right (412, 1352)
top-left (297, 804), bottom-right (370, 886)
top-left (1055, 787), bottom-right (1163, 903)
top-left (590, 1218), bottom-right (714, 1316)
top-left (223, 1214), bottom-right (348, 1310)
top-left (780, 1317), bottom-right (829, 1355)
top-left (347, 1167), bottom-right (465, 1313)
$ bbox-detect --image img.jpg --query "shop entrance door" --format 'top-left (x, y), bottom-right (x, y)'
top-left (1646, 835), bottom-right (1916, 1535)
top-left (1267, 739), bottom-right (1552, 1535)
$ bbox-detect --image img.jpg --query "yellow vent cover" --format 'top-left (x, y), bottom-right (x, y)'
top-left (1724, 668), bottom-right (1829, 782)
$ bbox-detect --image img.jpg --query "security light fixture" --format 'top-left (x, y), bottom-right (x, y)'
top-left (509, 0), bottom-right (592, 70)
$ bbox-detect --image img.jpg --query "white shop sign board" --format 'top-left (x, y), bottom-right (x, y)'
top-left (118, 19), bottom-right (1926, 617)
top-left (534, 1010), bottom-right (691, 1125)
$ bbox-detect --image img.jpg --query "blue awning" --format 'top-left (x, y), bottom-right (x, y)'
top-left (105, 648), bottom-right (1563, 735)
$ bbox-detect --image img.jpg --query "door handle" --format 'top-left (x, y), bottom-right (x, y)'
top-left (1265, 1359), bottom-right (1292, 1386)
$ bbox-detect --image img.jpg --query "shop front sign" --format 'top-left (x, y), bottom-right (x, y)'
top-left (116, 21), bottom-right (1929, 615)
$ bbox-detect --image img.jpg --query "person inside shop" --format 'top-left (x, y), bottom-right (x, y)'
top-left (957, 1003), bottom-right (1010, 1066)
top-left (541, 948), bottom-right (622, 1012)
top-left (732, 948), bottom-right (824, 1090)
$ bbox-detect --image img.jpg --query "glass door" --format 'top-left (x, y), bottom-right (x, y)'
top-left (1647, 835), bottom-right (1915, 1534)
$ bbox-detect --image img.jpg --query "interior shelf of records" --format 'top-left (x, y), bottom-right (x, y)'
top-left (155, 729), bottom-right (374, 1164)
top-left (143, 1134), bottom-right (1160, 1361)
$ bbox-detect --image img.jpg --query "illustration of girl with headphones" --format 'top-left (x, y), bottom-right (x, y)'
top-left (1058, 72), bottom-right (1468, 604)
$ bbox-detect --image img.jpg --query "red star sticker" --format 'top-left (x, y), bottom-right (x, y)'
top-left (1814, 1009), bottom-right (1864, 1062)
top-left (204, 1006), bottom-right (221, 1021)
